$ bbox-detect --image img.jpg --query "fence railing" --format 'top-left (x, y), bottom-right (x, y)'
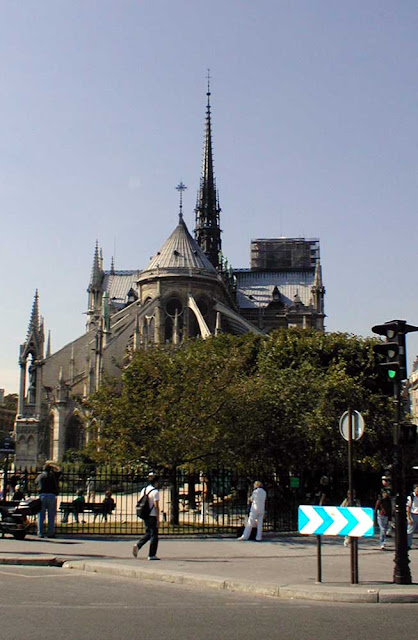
top-left (2, 465), bottom-right (299, 536)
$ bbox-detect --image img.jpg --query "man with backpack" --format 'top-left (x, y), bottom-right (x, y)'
top-left (133, 474), bottom-right (160, 560)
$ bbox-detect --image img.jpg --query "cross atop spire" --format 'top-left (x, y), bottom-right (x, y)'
top-left (176, 181), bottom-right (187, 221)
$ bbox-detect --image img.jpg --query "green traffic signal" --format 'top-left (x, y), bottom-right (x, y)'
top-left (371, 320), bottom-right (418, 383)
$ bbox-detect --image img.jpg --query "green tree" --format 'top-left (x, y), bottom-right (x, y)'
top-left (84, 329), bottom-right (392, 484)
top-left (86, 334), bottom-right (259, 469)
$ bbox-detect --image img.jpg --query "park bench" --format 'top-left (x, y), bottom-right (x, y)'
top-left (59, 501), bottom-right (115, 522)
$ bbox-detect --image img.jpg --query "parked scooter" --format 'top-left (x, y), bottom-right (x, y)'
top-left (0, 497), bottom-right (42, 539)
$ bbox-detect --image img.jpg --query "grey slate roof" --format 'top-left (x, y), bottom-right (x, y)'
top-left (235, 270), bottom-right (315, 309)
top-left (103, 271), bottom-right (141, 307)
top-left (142, 215), bottom-right (217, 275)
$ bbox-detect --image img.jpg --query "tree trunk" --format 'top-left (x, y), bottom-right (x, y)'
top-left (170, 466), bottom-right (179, 526)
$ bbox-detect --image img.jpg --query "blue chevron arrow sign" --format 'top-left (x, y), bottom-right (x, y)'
top-left (298, 505), bottom-right (374, 537)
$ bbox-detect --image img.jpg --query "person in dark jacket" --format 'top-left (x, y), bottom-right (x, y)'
top-left (101, 490), bottom-right (116, 522)
top-left (12, 484), bottom-right (25, 501)
top-left (375, 489), bottom-right (392, 550)
top-left (36, 461), bottom-right (61, 538)
top-left (62, 489), bottom-right (85, 523)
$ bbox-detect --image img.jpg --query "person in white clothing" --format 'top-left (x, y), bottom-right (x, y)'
top-left (407, 484), bottom-right (418, 549)
top-left (238, 481), bottom-right (266, 541)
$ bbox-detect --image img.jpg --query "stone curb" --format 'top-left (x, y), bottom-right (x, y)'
top-left (0, 556), bottom-right (63, 567)
top-left (62, 560), bottom-right (418, 604)
top-left (1, 554), bottom-right (417, 603)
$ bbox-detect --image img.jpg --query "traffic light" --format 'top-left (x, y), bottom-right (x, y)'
top-left (399, 422), bottom-right (417, 446)
top-left (372, 320), bottom-right (418, 382)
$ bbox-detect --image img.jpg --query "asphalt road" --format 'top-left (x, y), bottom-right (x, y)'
top-left (0, 566), bottom-right (416, 640)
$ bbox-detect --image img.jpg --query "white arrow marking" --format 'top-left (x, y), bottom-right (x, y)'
top-left (324, 507), bottom-right (348, 535)
top-left (299, 505), bottom-right (323, 535)
top-left (347, 507), bottom-right (374, 537)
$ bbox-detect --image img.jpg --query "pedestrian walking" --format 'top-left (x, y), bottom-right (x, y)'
top-left (133, 475), bottom-right (161, 560)
top-left (237, 480), bottom-right (266, 541)
top-left (380, 475), bottom-right (393, 537)
top-left (375, 489), bottom-right (392, 549)
top-left (340, 490), bottom-right (360, 547)
top-left (36, 460), bottom-right (61, 538)
top-left (200, 475), bottom-right (218, 524)
top-left (86, 475), bottom-right (96, 502)
top-left (407, 484), bottom-right (418, 549)
top-left (317, 476), bottom-right (330, 506)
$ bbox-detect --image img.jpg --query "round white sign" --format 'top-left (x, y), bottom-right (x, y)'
top-left (339, 410), bottom-right (365, 441)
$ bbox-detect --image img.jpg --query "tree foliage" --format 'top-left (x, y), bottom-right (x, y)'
top-left (84, 330), bottom-right (393, 478)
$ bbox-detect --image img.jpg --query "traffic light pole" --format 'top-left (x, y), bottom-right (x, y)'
top-left (392, 380), bottom-right (411, 585)
top-left (372, 319), bottom-right (418, 584)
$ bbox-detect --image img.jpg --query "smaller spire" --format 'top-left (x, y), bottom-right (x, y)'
top-left (176, 181), bottom-right (187, 222)
top-left (90, 241), bottom-right (103, 290)
top-left (313, 260), bottom-right (323, 289)
top-left (110, 255), bottom-right (115, 275)
top-left (27, 289), bottom-right (40, 337)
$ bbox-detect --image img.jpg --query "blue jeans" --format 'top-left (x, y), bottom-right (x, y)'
top-left (136, 516), bottom-right (158, 557)
top-left (407, 513), bottom-right (418, 548)
top-left (377, 514), bottom-right (388, 546)
top-left (38, 493), bottom-right (57, 537)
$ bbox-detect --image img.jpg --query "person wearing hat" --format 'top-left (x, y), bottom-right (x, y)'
top-left (35, 461), bottom-right (61, 538)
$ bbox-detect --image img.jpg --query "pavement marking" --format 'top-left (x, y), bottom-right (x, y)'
top-left (0, 570), bottom-right (72, 579)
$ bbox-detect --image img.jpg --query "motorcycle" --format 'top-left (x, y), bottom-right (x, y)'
top-left (0, 497), bottom-right (42, 540)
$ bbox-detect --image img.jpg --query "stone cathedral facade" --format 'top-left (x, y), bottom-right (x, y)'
top-left (14, 86), bottom-right (325, 466)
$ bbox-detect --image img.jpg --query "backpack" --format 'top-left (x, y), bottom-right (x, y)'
top-left (136, 487), bottom-right (155, 520)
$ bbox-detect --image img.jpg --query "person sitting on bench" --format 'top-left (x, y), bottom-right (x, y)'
top-left (101, 490), bottom-right (116, 522)
top-left (62, 489), bottom-right (85, 523)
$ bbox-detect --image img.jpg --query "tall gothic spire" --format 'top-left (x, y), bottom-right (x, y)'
top-left (194, 71), bottom-right (222, 271)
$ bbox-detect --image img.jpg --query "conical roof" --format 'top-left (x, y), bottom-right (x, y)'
top-left (142, 214), bottom-right (217, 276)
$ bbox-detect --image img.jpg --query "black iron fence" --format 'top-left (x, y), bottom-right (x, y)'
top-left (2, 465), bottom-right (299, 536)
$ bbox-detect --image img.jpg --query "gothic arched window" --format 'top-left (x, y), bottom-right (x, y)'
top-left (65, 414), bottom-right (85, 452)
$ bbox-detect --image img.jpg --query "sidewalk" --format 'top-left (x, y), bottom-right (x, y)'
top-left (0, 534), bottom-right (417, 603)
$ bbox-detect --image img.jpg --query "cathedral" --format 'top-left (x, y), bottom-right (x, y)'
top-left (14, 85), bottom-right (325, 467)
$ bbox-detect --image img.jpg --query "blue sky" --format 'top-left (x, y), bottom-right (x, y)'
top-left (1, 1), bottom-right (418, 394)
